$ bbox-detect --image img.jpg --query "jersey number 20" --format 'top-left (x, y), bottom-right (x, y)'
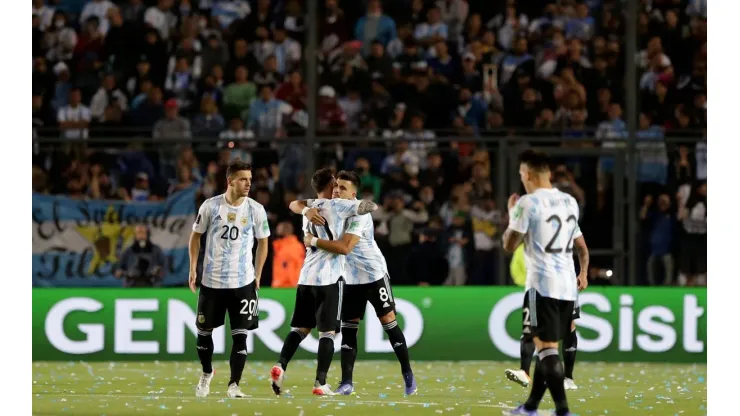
top-left (221, 225), bottom-right (239, 240)
top-left (544, 215), bottom-right (577, 254)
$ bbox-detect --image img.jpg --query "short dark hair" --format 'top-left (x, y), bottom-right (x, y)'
top-left (336, 170), bottom-right (361, 191)
top-left (519, 149), bottom-right (550, 172)
top-left (311, 168), bottom-right (335, 193)
top-left (226, 159), bottom-right (252, 177)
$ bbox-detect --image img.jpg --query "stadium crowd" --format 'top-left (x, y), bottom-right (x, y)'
top-left (32, 0), bottom-right (707, 287)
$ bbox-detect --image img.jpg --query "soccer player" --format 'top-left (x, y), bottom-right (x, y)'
top-left (301, 170), bottom-right (417, 396)
top-left (269, 168), bottom-right (378, 396)
top-left (501, 150), bottom-right (589, 416)
top-left (505, 299), bottom-right (581, 391)
top-left (188, 159), bottom-right (271, 399)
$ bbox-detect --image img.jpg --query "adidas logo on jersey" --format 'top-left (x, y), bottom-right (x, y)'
top-left (214, 215), bottom-right (222, 222)
top-left (383, 302), bottom-right (390, 308)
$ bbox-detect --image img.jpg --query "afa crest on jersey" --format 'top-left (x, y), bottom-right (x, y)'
top-left (227, 212), bottom-right (237, 223)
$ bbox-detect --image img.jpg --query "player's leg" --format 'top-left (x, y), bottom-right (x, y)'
top-left (335, 284), bottom-right (366, 395)
top-left (312, 280), bottom-right (343, 395)
top-left (505, 290), bottom-right (534, 387)
top-left (371, 276), bottom-right (416, 395)
top-left (194, 286), bottom-right (226, 398)
top-left (271, 285), bottom-right (315, 395)
top-left (224, 282), bottom-right (260, 398)
top-left (563, 304), bottom-right (580, 391)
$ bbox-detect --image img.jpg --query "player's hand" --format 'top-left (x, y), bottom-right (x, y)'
top-left (304, 208), bottom-right (326, 226)
top-left (189, 270), bottom-right (197, 294)
top-left (304, 232), bottom-right (315, 248)
top-left (507, 193), bottom-right (520, 210)
top-left (577, 272), bottom-right (588, 291)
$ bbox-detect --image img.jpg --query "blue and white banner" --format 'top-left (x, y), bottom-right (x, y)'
top-left (32, 187), bottom-right (197, 287)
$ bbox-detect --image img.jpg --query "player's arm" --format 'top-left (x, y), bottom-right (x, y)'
top-left (254, 206), bottom-right (272, 289)
top-left (573, 235), bottom-right (589, 290)
top-left (502, 194), bottom-right (529, 253)
top-left (314, 233), bottom-right (361, 255)
top-left (189, 202), bottom-right (211, 293)
top-left (333, 199), bottom-right (379, 218)
top-left (289, 199), bottom-right (326, 225)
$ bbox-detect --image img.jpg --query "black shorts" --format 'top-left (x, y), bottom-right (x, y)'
top-left (290, 279), bottom-right (344, 332)
top-left (342, 275), bottom-right (396, 321)
top-left (196, 281), bottom-right (259, 331)
top-left (522, 288), bottom-right (575, 343)
top-left (573, 297), bottom-right (581, 320)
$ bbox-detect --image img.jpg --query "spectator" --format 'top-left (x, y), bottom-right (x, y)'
top-left (321, 0), bottom-right (349, 46)
top-left (168, 36), bottom-right (204, 80)
top-left (238, 0), bottom-right (274, 42)
top-left (565, 2), bottom-right (596, 41)
top-left (115, 224), bottom-right (167, 287)
top-left (168, 164), bottom-right (196, 195)
top-left (121, 172), bottom-right (155, 201)
top-left (337, 88), bottom-right (363, 132)
top-left (408, 226), bottom-right (448, 285)
top-left (80, 0), bottom-right (115, 35)
top-left (443, 211), bottom-right (471, 285)
top-left (88, 164), bottom-right (121, 200)
top-left (414, 5), bottom-right (448, 53)
top-left (470, 192), bottom-right (502, 285)
top-left (355, 157), bottom-right (382, 201)
top-left (192, 96), bottom-right (226, 138)
top-left (225, 38), bottom-right (261, 83)
top-left (253, 55), bottom-right (283, 87)
top-left (248, 83), bottom-right (292, 138)
top-left (200, 66), bottom-right (226, 105)
top-left (275, 69), bottom-right (308, 111)
top-left (454, 87), bottom-right (487, 133)
top-left (271, 221), bottom-right (305, 288)
top-left (164, 57), bottom-right (198, 112)
top-left (677, 181), bottom-right (707, 286)
top-left (317, 86), bottom-right (347, 135)
top-left (154, 99), bottom-right (191, 139)
top-left (139, 28), bottom-right (168, 85)
top-left (428, 40), bottom-right (458, 84)
top-left (268, 25), bottom-right (301, 75)
top-left (219, 118), bottom-right (255, 165)
top-left (33, 0), bottom-right (55, 31)
top-left (641, 194), bottom-right (675, 286)
top-left (201, 34), bottom-right (230, 80)
top-left (375, 191), bottom-right (428, 285)
top-left (57, 88), bottom-right (91, 140)
top-left (73, 16), bottom-right (105, 76)
top-left (44, 10), bottom-right (77, 63)
top-left (121, 0), bottom-right (146, 23)
top-left (49, 62), bottom-right (71, 112)
top-left (131, 86), bottom-right (164, 127)
top-left (223, 66), bottom-right (257, 120)
top-left (636, 112), bottom-right (668, 191)
top-left (90, 74), bottom-right (129, 122)
top-left (354, 0), bottom-right (397, 55)
top-left (104, 7), bottom-right (134, 72)
top-left (405, 112), bottom-right (436, 162)
top-left (144, 0), bottom-right (177, 41)
top-left (437, 0), bottom-right (469, 40)
top-left (366, 40), bottom-right (394, 80)
top-left (126, 55), bottom-right (152, 98)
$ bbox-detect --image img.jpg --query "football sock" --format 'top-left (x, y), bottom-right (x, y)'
top-left (523, 357), bottom-right (546, 411)
top-left (563, 329), bottom-right (578, 379)
top-left (316, 332), bottom-right (335, 385)
top-left (383, 320), bottom-right (412, 373)
top-left (520, 335), bottom-right (536, 375)
top-left (540, 348), bottom-right (570, 416)
top-left (229, 331), bottom-right (248, 385)
top-left (340, 322), bottom-right (359, 384)
top-left (196, 329), bottom-right (214, 374)
top-left (278, 328), bottom-right (307, 371)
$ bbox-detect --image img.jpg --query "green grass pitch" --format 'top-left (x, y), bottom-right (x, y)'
top-left (33, 360), bottom-right (706, 416)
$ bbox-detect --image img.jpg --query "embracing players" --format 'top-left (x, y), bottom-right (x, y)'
top-left (188, 159), bottom-right (271, 398)
top-left (269, 168), bottom-right (378, 396)
top-left (501, 150), bottom-right (589, 416)
top-left (302, 170), bottom-right (417, 396)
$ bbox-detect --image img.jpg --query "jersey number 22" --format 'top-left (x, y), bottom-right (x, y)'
top-left (544, 215), bottom-right (577, 254)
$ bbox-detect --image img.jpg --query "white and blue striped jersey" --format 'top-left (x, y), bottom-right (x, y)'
top-left (193, 194), bottom-right (271, 289)
top-left (299, 198), bottom-right (363, 286)
top-left (343, 211), bottom-right (389, 285)
top-left (508, 188), bottom-right (581, 301)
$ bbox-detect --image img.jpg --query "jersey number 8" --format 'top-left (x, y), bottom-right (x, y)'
top-left (544, 215), bottom-right (578, 254)
top-left (221, 225), bottom-right (239, 241)
top-left (378, 287), bottom-right (392, 302)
